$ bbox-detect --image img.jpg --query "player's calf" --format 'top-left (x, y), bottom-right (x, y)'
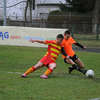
top-left (71, 64), bottom-right (87, 75)
top-left (76, 67), bottom-right (87, 75)
top-left (21, 66), bottom-right (36, 78)
top-left (68, 64), bottom-right (77, 74)
top-left (21, 62), bottom-right (43, 78)
top-left (68, 64), bottom-right (87, 74)
top-left (40, 63), bottom-right (56, 79)
top-left (75, 58), bottom-right (84, 68)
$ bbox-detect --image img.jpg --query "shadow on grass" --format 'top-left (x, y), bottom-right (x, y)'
top-left (93, 77), bottom-right (100, 83)
top-left (51, 72), bottom-right (100, 82)
top-left (50, 72), bottom-right (86, 79)
top-left (19, 72), bottom-right (100, 83)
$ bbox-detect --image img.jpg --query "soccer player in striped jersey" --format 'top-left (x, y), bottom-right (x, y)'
top-left (62, 30), bottom-right (87, 75)
top-left (21, 34), bottom-right (68, 79)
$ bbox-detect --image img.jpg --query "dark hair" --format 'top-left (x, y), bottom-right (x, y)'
top-left (56, 34), bottom-right (64, 39)
top-left (64, 30), bottom-right (71, 35)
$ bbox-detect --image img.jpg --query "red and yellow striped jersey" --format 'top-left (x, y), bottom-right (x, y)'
top-left (44, 40), bottom-right (61, 62)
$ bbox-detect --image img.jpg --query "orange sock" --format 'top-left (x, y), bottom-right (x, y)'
top-left (24, 66), bottom-right (36, 75)
top-left (44, 68), bottom-right (53, 76)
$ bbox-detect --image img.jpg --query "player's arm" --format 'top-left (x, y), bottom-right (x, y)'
top-left (61, 47), bottom-right (69, 58)
top-left (61, 41), bottom-right (69, 58)
top-left (29, 39), bottom-right (46, 44)
top-left (71, 37), bottom-right (86, 49)
top-left (74, 42), bottom-right (86, 49)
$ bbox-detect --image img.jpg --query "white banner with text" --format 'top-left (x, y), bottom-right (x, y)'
top-left (0, 26), bottom-right (66, 47)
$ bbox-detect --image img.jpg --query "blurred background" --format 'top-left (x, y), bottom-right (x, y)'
top-left (0, 0), bottom-right (100, 41)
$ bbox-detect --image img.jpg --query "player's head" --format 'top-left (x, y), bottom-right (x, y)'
top-left (64, 30), bottom-right (71, 40)
top-left (56, 34), bottom-right (64, 44)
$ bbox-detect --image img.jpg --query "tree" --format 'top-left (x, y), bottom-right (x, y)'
top-left (60, 0), bottom-right (96, 13)
top-left (92, 0), bottom-right (100, 34)
top-left (24, 0), bottom-right (35, 25)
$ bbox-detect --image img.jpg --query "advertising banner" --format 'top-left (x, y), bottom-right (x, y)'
top-left (0, 26), bottom-right (66, 47)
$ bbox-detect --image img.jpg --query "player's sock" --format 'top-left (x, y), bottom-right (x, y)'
top-left (24, 66), bottom-right (36, 76)
top-left (44, 68), bottom-right (53, 76)
top-left (68, 67), bottom-right (74, 74)
top-left (76, 67), bottom-right (87, 75)
top-left (72, 64), bottom-right (77, 69)
top-left (73, 65), bottom-right (87, 74)
top-left (68, 64), bottom-right (77, 74)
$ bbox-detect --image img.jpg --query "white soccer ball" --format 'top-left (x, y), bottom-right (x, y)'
top-left (86, 69), bottom-right (94, 78)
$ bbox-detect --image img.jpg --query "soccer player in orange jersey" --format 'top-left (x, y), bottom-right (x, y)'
top-left (62, 30), bottom-right (87, 75)
top-left (21, 34), bottom-right (68, 79)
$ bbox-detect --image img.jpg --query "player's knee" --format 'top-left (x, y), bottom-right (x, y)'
top-left (64, 58), bottom-right (69, 64)
top-left (78, 62), bottom-right (84, 68)
top-left (34, 65), bottom-right (39, 69)
top-left (34, 62), bottom-right (43, 69)
top-left (49, 63), bottom-right (56, 70)
top-left (80, 62), bottom-right (84, 68)
top-left (80, 63), bottom-right (84, 68)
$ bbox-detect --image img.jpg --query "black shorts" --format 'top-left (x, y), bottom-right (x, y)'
top-left (64, 54), bottom-right (78, 63)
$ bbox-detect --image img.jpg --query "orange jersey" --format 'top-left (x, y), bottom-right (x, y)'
top-left (61, 37), bottom-right (76, 57)
top-left (44, 40), bottom-right (61, 62)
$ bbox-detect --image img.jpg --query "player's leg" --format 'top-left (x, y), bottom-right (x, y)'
top-left (22, 61), bottom-right (43, 77)
top-left (74, 57), bottom-right (87, 74)
top-left (64, 58), bottom-right (78, 74)
top-left (75, 58), bottom-right (84, 68)
top-left (40, 63), bottom-right (56, 79)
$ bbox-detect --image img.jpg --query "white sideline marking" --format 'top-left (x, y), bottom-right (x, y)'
top-left (8, 72), bottom-right (22, 74)
top-left (89, 98), bottom-right (100, 100)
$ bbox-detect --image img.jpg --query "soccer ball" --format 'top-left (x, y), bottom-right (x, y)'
top-left (86, 69), bottom-right (94, 78)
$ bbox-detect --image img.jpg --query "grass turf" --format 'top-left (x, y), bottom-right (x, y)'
top-left (0, 45), bottom-right (100, 100)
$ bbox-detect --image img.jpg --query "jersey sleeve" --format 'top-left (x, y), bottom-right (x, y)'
top-left (44, 40), bottom-right (52, 45)
top-left (61, 40), bottom-right (65, 47)
top-left (71, 37), bottom-right (76, 44)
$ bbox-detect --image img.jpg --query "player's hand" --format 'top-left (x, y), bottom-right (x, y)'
top-left (66, 56), bottom-right (70, 59)
top-left (29, 39), bottom-right (36, 43)
top-left (83, 46), bottom-right (87, 49)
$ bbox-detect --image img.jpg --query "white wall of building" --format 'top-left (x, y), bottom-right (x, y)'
top-left (6, 0), bottom-right (26, 20)
top-left (0, 0), bottom-right (66, 21)
top-left (0, 0), bottom-right (26, 20)
top-left (37, 0), bottom-right (66, 4)
top-left (37, 5), bottom-right (60, 20)
top-left (0, 0), bottom-right (3, 19)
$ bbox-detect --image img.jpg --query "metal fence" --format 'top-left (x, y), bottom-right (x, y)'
top-left (0, 0), bottom-right (100, 40)
top-left (0, 15), bottom-right (100, 40)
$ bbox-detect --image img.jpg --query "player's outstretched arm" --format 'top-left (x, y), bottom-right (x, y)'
top-left (29, 39), bottom-right (46, 44)
top-left (74, 42), bottom-right (86, 49)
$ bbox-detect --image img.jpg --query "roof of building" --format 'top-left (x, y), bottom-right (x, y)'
top-left (37, 0), bottom-right (66, 4)
top-left (37, 3), bottom-right (62, 6)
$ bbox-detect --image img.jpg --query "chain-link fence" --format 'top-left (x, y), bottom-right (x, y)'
top-left (0, 0), bottom-right (100, 40)
top-left (1, 15), bottom-right (100, 40)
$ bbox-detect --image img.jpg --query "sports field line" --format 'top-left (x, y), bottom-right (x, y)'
top-left (7, 72), bottom-right (22, 74)
top-left (0, 71), bottom-right (100, 79)
top-left (89, 98), bottom-right (100, 100)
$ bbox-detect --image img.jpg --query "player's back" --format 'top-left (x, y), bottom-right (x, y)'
top-left (62, 37), bottom-right (76, 56)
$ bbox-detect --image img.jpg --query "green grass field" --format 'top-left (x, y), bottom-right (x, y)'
top-left (0, 45), bottom-right (100, 100)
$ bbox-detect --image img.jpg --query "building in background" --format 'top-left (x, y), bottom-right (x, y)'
top-left (0, 0), bottom-right (66, 21)
top-left (0, 1), bottom-right (3, 20)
